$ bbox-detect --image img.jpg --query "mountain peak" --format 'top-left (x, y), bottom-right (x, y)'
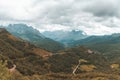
top-left (1, 24), bottom-right (64, 52)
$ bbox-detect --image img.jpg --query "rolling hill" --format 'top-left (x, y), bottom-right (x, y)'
top-left (72, 33), bottom-right (120, 60)
top-left (38, 46), bottom-right (120, 80)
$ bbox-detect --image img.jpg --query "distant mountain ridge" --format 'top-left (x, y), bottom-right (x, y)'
top-left (72, 33), bottom-right (120, 46)
top-left (0, 24), bottom-right (64, 52)
top-left (71, 33), bottom-right (120, 61)
top-left (42, 30), bottom-right (88, 46)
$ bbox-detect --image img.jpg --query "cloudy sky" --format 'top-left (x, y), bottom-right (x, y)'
top-left (0, 0), bottom-right (120, 35)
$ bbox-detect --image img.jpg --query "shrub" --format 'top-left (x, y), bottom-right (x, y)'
top-left (0, 60), bottom-right (12, 80)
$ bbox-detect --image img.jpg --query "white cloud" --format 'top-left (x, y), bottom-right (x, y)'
top-left (0, 0), bottom-right (120, 35)
top-left (79, 22), bottom-right (120, 35)
top-left (36, 24), bottom-right (71, 32)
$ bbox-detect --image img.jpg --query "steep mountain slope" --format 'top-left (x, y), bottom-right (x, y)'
top-left (42, 30), bottom-right (88, 46)
top-left (0, 28), bottom-right (53, 75)
top-left (0, 24), bottom-right (64, 52)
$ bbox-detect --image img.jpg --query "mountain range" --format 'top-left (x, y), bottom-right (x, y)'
top-left (0, 29), bottom-right (118, 80)
top-left (71, 33), bottom-right (120, 60)
top-left (0, 24), bottom-right (120, 79)
top-left (0, 24), bottom-right (64, 52)
top-left (42, 30), bottom-right (88, 46)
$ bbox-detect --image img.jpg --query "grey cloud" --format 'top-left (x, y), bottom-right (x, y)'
top-left (35, 1), bottom-right (74, 26)
top-left (36, 0), bottom-right (120, 27)
top-left (1, 0), bottom-right (120, 35)
top-left (84, 0), bottom-right (120, 17)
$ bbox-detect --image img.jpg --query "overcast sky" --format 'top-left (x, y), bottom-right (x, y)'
top-left (0, 0), bottom-right (120, 35)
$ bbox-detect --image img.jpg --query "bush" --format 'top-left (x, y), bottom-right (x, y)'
top-left (0, 60), bottom-right (12, 80)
